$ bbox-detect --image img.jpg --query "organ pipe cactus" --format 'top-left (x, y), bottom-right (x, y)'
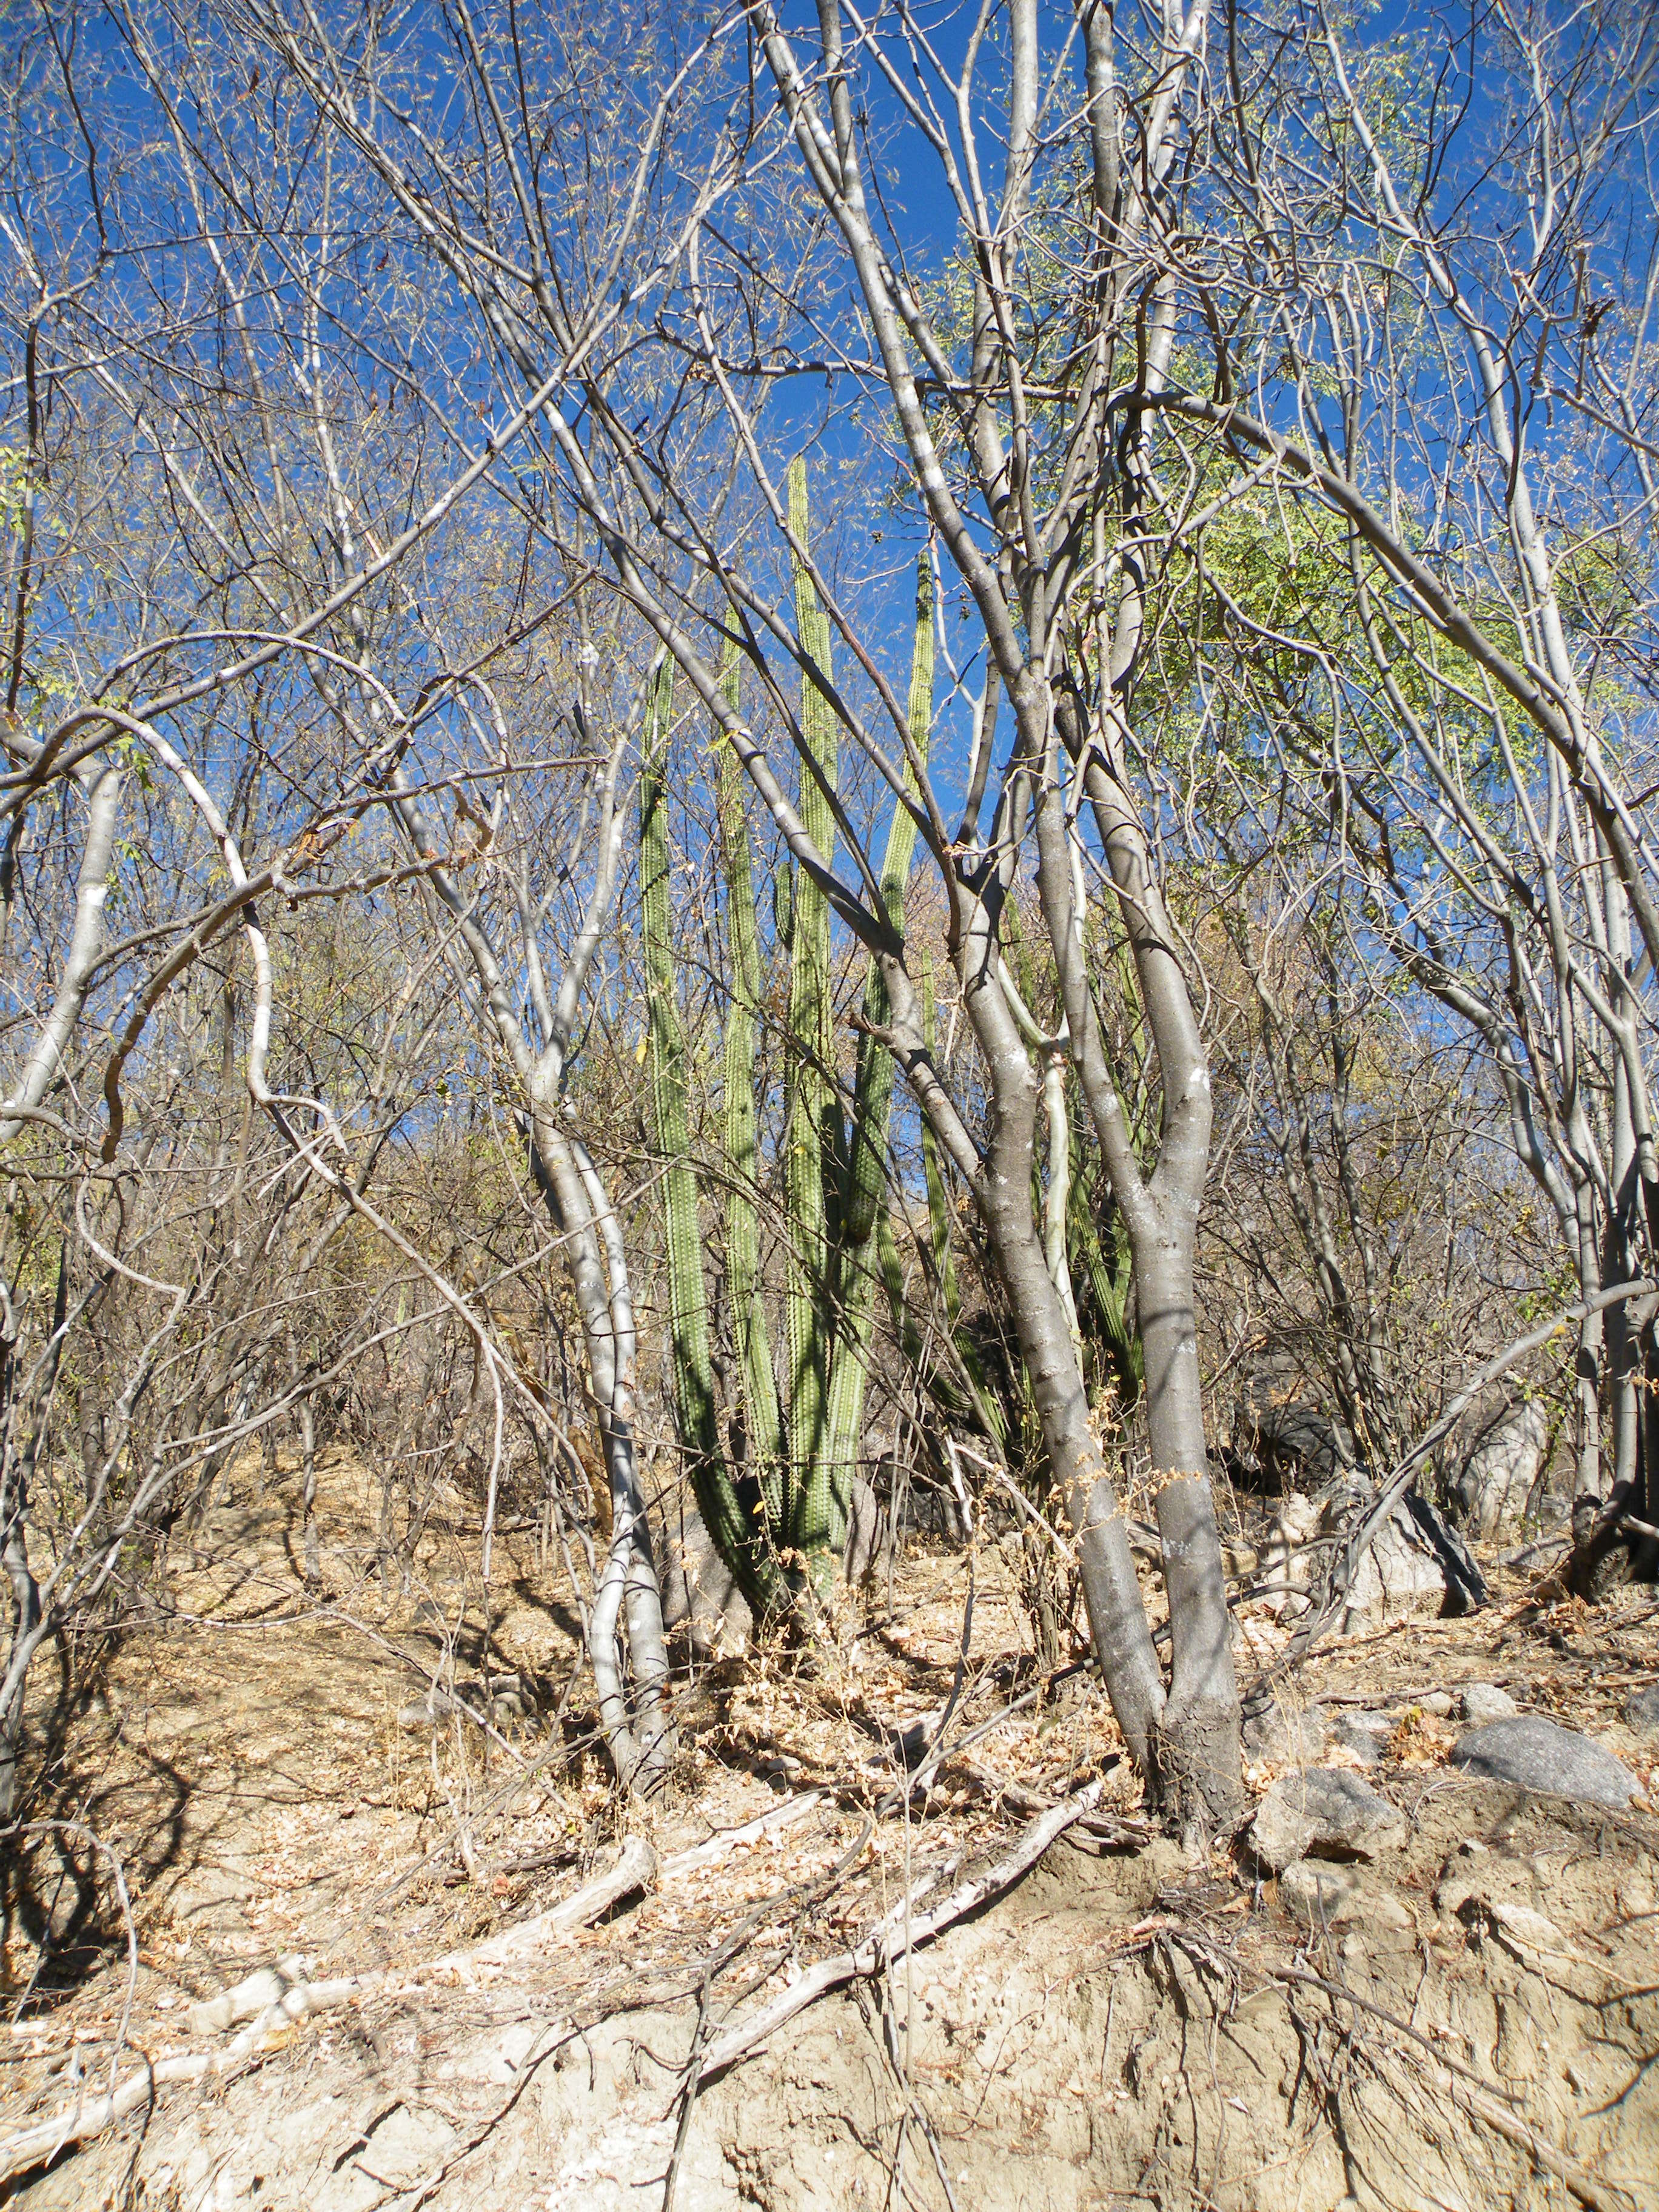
top-left (642, 655), bottom-right (786, 1619)
top-left (815, 553), bottom-right (933, 1572)
top-left (712, 635), bottom-right (788, 1534)
top-left (782, 454), bottom-right (841, 1577)
top-left (646, 461), bottom-right (1010, 1626)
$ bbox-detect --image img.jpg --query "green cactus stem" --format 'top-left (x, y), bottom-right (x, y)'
top-left (641, 655), bottom-right (783, 1618)
top-left (782, 457), bottom-right (842, 1585)
top-left (712, 631), bottom-right (789, 1590)
top-left (817, 553), bottom-right (934, 1562)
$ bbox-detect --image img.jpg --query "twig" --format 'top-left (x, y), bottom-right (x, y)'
top-left (660, 1800), bottom-right (869, 2208)
top-left (956, 1757), bottom-right (1145, 1845)
top-left (189, 1798), bottom-right (828, 2044)
top-left (658, 1791), bottom-right (825, 1879)
top-left (401, 2020), bottom-right (577, 2212)
top-left (1444, 2075), bottom-right (1640, 2212)
top-left (660, 1979), bottom-right (712, 2212)
top-left (423, 1833), bottom-right (657, 1974)
top-left (0, 2013), bottom-right (284, 2185)
top-left (875, 1686), bottom-right (1046, 1817)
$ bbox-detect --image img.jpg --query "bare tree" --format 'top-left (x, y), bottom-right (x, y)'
top-left (1169, 0), bottom-right (1659, 1579)
top-left (240, 0), bottom-right (1254, 1828)
top-left (0, 2), bottom-right (692, 1801)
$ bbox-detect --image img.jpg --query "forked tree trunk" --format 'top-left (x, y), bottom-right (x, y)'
top-left (1025, 683), bottom-right (1241, 1833)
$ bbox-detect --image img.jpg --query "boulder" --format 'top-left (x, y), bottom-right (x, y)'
top-left (1250, 1768), bottom-right (1408, 1872)
top-left (1460, 1683), bottom-right (1518, 1725)
top-left (844, 1475), bottom-right (893, 1588)
top-left (1322, 1480), bottom-right (1486, 1634)
top-left (1255, 1493), bottom-right (1320, 1621)
top-left (660, 1478), bottom-right (889, 1654)
top-left (659, 1503), bottom-right (754, 1656)
top-left (1324, 1489), bottom-right (1443, 1632)
top-left (1235, 1360), bottom-right (1354, 1492)
top-left (1449, 1716), bottom-right (1634, 1809)
top-left (1332, 1711), bottom-right (1395, 1765)
top-left (1450, 1398), bottom-right (1550, 1543)
top-left (1624, 1682), bottom-right (1659, 1738)
top-left (1242, 1696), bottom-right (1328, 1766)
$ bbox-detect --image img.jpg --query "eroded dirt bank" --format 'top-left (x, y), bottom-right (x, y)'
top-left (2, 1460), bottom-right (1655, 2212)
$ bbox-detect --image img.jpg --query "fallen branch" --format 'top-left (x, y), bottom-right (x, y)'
top-left (431, 1834), bottom-right (657, 1974)
top-left (658, 1791), bottom-right (825, 1879)
top-left (0, 2008), bottom-right (290, 2186)
top-left (693, 1780), bottom-right (1102, 2079)
top-left (956, 1757), bottom-right (1146, 1845)
top-left (187, 1794), bottom-right (826, 2040)
top-left (2, 1833), bottom-right (666, 2184)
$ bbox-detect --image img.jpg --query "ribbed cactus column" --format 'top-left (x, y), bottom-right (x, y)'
top-left (817, 553), bottom-right (934, 1557)
top-left (782, 457), bottom-right (840, 1590)
top-left (641, 656), bottom-right (782, 1618)
top-left (712, 632), bottom-right (789, 1576)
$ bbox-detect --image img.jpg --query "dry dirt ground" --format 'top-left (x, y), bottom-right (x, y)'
top-left (1, 1455), bottom-right (1656, 2212)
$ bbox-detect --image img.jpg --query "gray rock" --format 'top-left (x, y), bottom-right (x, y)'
top-left (1321, 1481), bottom-right (1469, 1632)
top-left (1254, 1493), bottom-right (1320, 1622)
top-left (1332, 1711), bottom-right (1395, 1765)
top-left (1415, 1691), bottom-right (1455, 1717)
top-left (1450, 1716), bottom-right (1634, 1809)
top-left (659, 1501), bottom-right (753, 1655)
top-left (845, 1473), bottom-right (893, 1587)
top-left (1624, 1682), bottom-right (1659, 1737)
top-left (1450, 1398), bottom-right (1550, 1543)
top-left (1279, 1860), bottom-right (1412, 1930)
top-left (1461, 1683), bottom-right (1518, 1725)
top-left (1250, 1768), bottom-right (1409, 1872)
top-left (1278, 1858), bottom-right (1361, 1920)
top-left (1236, 1362), bottom-right (1353, 1491)
top-left (1242, 1697), bottom-right (1329, 1765)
